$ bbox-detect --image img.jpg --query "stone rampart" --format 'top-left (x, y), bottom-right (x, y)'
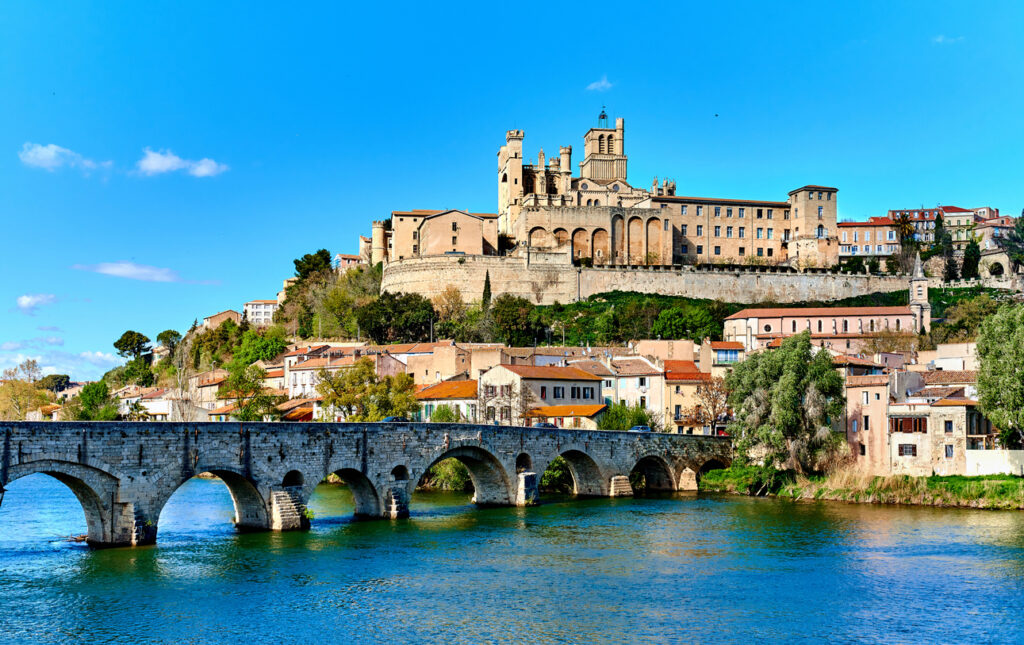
top-left (380, 255), bottom-right (912, 304)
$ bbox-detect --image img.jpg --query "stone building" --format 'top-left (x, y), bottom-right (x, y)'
top-left (838, 217), bottom-right (900, 259)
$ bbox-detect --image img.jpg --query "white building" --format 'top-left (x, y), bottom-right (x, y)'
top-left (244, 300), bottom-right (279, 327)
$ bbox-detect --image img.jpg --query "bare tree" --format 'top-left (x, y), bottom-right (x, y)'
top-left (685, 376), bottom-right (730, 434)
top-left (171, 332), bottom-right (199, 421)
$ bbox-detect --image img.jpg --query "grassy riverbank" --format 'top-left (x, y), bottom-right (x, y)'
top-left (700, 466), bottom-right (1024, 510)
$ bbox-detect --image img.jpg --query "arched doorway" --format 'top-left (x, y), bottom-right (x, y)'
top-left (645, 218), bottom-right (662, 265)
top-left (529, 227), bottom-right (552, 248)
top-left (592, 228), bottom-right (610, 265)
top-left (611, 216), bottom-right (625, 263)
top-left (553, 228), bottom-right (569, 247)
top-left (990, 262), bottom-right (1005, 276)
top-left (571, 228), bottom-right (590, 260)
top-left (628, 217), bottom-right (644, 264)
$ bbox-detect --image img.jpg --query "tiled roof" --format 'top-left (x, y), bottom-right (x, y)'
top-left (277, 397), bottom-right (320, 412)
top-left (663, 360), bottom-right (709, 382)
top-left (847, 375), bottom-right (889, 387)
top-left (921, 370), bottom-right (978, 385)
top-left (727, 306), bottom-right (912, 320)
top-left (610, 358), bottom-right (660, 376)
top-left (210, 403), bottom-right (237, 415)
top-left (788, 185), bottom-right (839, 194)
top-left (568, 360), bottom-right (615, 377)
top-left (416, 380), bottom-right (477, 400)
top-left (140, 388), bottom-right (168, 400)
top-left (710, 341), bottom-right (744, 350)
top-left (390, 209), bottom-right (499, 219)
top-left (282, 406), bottom-right (314, 421)
top-left (499, 365), bottom-right (603, 381)
top-left (834, 355), bottom-right (883, 368)
top-left (939, 205), bottom-right (972, 213)
top-left (264, 369), bottom-right (284, 378)
top-left (291, 356), bottom-right (358, 371)
top-left (524, 404), bottom-right (607, 418)
top-left (913, 386), bottom-right (964, 400)
top-left (197, 376), bottom-right (227, 388)
top-left (246, 299), bottom-right (278, 304)
top-left (931, 398), bottom-right (978, 407)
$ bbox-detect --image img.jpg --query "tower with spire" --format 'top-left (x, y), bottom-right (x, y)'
top-left (909, 252), bottom-right (932, 333)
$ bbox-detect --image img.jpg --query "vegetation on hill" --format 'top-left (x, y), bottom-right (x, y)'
top-left (977, 303), bottom-right (1024, 448)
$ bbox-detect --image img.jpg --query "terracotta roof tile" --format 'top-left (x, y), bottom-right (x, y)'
top-left (710, 341), bottom-right (745, 350)
top-left (727, 306), bottom-right (912, 320)
top-left (416, 380), bottom-right (477, 400)
top-left (568, 360), bottom-right (615, 377)
top-left (500, 365), bottom-right (603, 381)
top-left (524, 404), bottom-right (607, 418)
top-left (931, 398), bottom-right (978, 407)
top-left (921, 370), bottom-right (978, 385)
top-left (610, 358), bottom-right (661, 376)
top-left (847, 375), bottom-right (889, 387)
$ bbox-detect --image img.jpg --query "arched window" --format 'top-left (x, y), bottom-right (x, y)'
top-left (501, 173), bottom-right (508, 183)
top-left (817, 225), bottom-right (825, 238)
top-left (594, 200), bottom-right (600, 207)
top-left (817, 320), bottom-right (822, 333)
top-left (870, 320), bottom-right (875, 332)
top-left (607, 135), bottom-right (614, 154)
top-left (842, 320), bottom-right (848, 332)
top-left (792, 320), bottom-right (797, 333)
top-left (586, 199), bottom-right (592, 206)
top-left (599, 135), bottom-right (606, 154)
top-left (896, 319), bottom-right (901, 331)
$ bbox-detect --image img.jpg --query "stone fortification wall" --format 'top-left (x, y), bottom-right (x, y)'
top-left (381, 255), bottom-right (911, 304)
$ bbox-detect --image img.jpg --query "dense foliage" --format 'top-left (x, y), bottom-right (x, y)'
top-left (977, 303), bottom-right (1024, 448)
top-left (316, 358), bottom-right (420, 421)
top-left (597, 402), bottom-right (664, 432)
top-left (356, 291), bottom-right (435, 344)
top-left (726, 332), bottom-right (845, 472)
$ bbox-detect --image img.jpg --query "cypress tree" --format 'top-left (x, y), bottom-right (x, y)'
top-left (482, 271), bottom-right (492, 309)
top-left (962, 239), bottom-right (981, 280)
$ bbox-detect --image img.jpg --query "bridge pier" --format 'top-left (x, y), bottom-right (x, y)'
top-left (270, 487), bottom-right (310, 531)
top-left (515, 472), bottom-right (539, 506)
top-left (608, 475), bottom-right (634, 497)
top-left (384, 487), bottom-right (410, 519)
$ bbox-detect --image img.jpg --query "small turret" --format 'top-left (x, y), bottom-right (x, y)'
top-left (909, 251), bottom-right (932, 333)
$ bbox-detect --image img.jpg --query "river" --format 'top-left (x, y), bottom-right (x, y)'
top-left (2, 475), bottom-right (1024, 643)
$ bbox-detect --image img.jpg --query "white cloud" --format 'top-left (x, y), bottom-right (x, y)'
top-left (137, 147), bottom-right (229, 177)
top-left (0, 337), bottom-right (64, 352)
top-left (932, 35), bottom-right (964, 45)
top-left (16, 293), bottom-right (57, 315)
top-left (0, 349), bottom-right (122, 380)
top-left (586, 75), bottom-right (613, 92)
top-left (18, 142), bottom-right (110, 173)
top-left (72, 261), bottom-right (182, 282)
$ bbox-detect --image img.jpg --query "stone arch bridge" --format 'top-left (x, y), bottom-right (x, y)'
top-left (0, 421), bottom-right (731, 548)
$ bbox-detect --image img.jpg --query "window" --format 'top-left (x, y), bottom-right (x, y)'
top-left (763, 324), bottom-right (772, 332)
top-left (757, 209), bottom-right (763, 219)
top-left (843, 320), bottom-right (848, 332)
top-left (697, 206), bottom-right (703, 216)
top-left (767, 228), bottom-right (774, 239)
top-left (767, 248), bottom-right (773, 257)
top-left (888, 231), bottom-right (895, 241)
top-left (757, 248), bottom-right (764, 257)
top-left (452, 222), bottom-right (458, 232)
top-left (738, 208), bottom-right (745, 218)
top-left (583, 387), bottom-right (594, 399)
top-left (681, 224), bottom-right (688, 236)
top-left (639, 377), bottom-right (647, 387)
top-left (863, 415), bottom-right (870, 431)
top-left (767, 209), bottom-right (773, 219)
top-left (726, 226), bottom-right (733, 238)
top-left (727, 207), bottom-right (733, 217)
top-left (540, 386), bottom-right (547, 399)
top-left (818, 191), bottom-right (823, 199)
top-left (570, 386), bottom-right (580, 398)
top-left (945, 444), bottom-right (954, 459)
top-left (945, 420), bottom-right (953, 434)
top-left (792, 320), bottom-right (797, 332)
top-left (412, 231), bottom-right (418, 240)
top-left (865, 231), bottom-right (871, 242)
top-left (852, 419), bottom-right (858, 433)
top-left (827, 192), bottom-right (832, 201)
top-left (818, 206), bottom-right (823, 218)
top-left (452, 236), bottom-right (457, 245)
top-left (898, 444), bottom-right (917, 457)
top-left (696, 245), bottom-right (703, 254)
top-left (697, 225), bottom-right (704, 236)
top-left (756, 228), bottom-right (764, 239)
top-left (664, 220), bottom-right (669, 231)
top-left (739, 227), bottom-right (745, 238)
top-left (553, 386), bottom-right (564, 399)
top-left (853, 231), bottom-right (858, 242)
top-left (859, 444), bottom-right (866, 456)
top-left (817, 320), bottom-right (823, 333)
top-left (862, 391), bottom-right (869, 405)
top-left (714, 246), bottom-right (721, 255)
top-left (681, 205), bottom-right (687, 215)
top-left (714, 226), bottom-right (721, 237)
top-left (739, 247), bottom-right (745, 256)
top-left (681, 244), bottom-right (689, 254)
top-left (842, 231), bottom-right (847, 242)
top-left (715, 206), bottom-right (721, 217)
top-left (784, 210), bottom-right (790, 220)
top-left (603, 379), bottom-right (612, 388)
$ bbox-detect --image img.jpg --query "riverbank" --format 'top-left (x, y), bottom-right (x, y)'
top-left (700, 466), bottom-right (1024, 510)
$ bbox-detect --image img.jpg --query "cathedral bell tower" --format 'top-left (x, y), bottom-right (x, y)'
top-left (909, 252), bottom-right (932, 333)
top-left (580, 108), bottom-right (628, 182)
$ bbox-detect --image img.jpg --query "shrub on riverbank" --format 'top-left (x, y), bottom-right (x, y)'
top-left (701, 466), bottom-right (1024, 509)
top-left (418, 458), bottom-right (473, 491)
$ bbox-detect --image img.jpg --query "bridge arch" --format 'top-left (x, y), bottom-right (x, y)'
top-left (415, 445), bottom-right (513, 507)
top-left (4, 460), bottom-right (122, 546)
top-left (330, 468), bottom-right (382, 518)
top-left (151, 466), bottom-right (269, 540)
top-left (538, 448), bottom-right (606, 497)
top-left (696, 457), bottom-right (729, 483)
top-left (629, 454), bottom-right (676, 492)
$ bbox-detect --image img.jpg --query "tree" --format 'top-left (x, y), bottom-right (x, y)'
top-left (429, 403), bottom-right (460, 423)
top-left (432, 285), bottom-right (466, 339)
top-left (123, 357), bottom-right (155, 387)
top-left (940, 229), bottom-right (958, 282)
top-left (171, 330), bottom-right (199, 421)
top-left (866, 256), bottom-right (880, 275)
top-left (996, 217), bottom-right (1024, 271)
top-left (0, 361), bottom-right (50, 421)
top-left (219, 364), bottom-right (281, 422)
top-left (156, 329), bottom-right (182, 353)
top-left (125, 400), bottom-right (149, 421)
top-left (490, 293), bottom-right (540, 347)
top-left (315, 358), bottom-right (420, 421)
top-left (37, 374), bottom-right (71, 393)
top-left (977, 304), bottom-right (1024, 448)
top-left (356, 291), bottom-right (435, 343)
top-left (293, 249), bottom-right (333, 280)
top-left (72, 382), bottom-right (120, 421)
top-left (725, 332), bottom-right (845, 472)
top-left (482, 271), bottom-right (492, 310)
top-left (228, 329), bottom-right (289, 369)
top-left (597, 401), bottom-right (664, 432)
top-left (962, 239), bottom-right (981, 280)
top-left (114, 330), bottom-right (151, 359)
top-left (841, 256), bottom-right (865, 274)
top-left (651, 306), bottom-right (719, 342)
top-left (860, 329), bottom-right (922, 355)
top-left (685, 376), bottom-right (731, 434)
top-left (931, 294), bottom-right (1000, 344)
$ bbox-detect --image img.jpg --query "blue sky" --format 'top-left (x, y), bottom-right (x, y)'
top-left (2, 1), bottom-right (1022, 379)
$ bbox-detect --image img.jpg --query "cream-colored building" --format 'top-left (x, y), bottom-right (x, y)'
top-left (243, 300), bottom-right (278, 327)
top-left (371, 209), bottom-right (499, 265)
top-left (477, 364), bottom-right (602, 426)
top-left (838, 217), bottom-right (900, 259)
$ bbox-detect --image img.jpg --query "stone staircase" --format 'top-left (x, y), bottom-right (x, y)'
top-left (608, 475), bottom-right (634, 498)
top-left (270, 488), bottom-right (308, 530)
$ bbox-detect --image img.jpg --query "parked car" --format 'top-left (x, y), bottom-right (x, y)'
top-left (381, 416), bottom-right (409, 422)
top-left (531, 422), bottom-right (558, 429)
top-left (627, 425), bottom-right (652, 433)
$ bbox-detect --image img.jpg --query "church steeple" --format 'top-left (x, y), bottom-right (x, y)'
top-left (909, 251), bottom-right (931, 333)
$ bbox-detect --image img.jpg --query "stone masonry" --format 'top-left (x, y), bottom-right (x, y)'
top-left (0, 421), bottom-right (731, 548)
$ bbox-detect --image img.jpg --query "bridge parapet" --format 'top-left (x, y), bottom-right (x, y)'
top-left (0, 422), bottom-right (732, 548)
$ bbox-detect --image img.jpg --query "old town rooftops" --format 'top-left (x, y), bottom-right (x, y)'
top-left (498, 365), bottom-right (603, 381)
top-left (609, 358), bottom-right (661, 376)
top-left (524, 404), bottom-right (607, 418)
top-left (709, 341), bottom-right (744, 350)
top-left (921, 370), bottom-right (978, 385)
top-left (416, 380), bottom-right (478, 400)
top-left (846, 374), bottom-right (889, 387)
top-left (726, 306), bottom-right (912, 320)
top-left (664, 360), bottom-right (711, 382)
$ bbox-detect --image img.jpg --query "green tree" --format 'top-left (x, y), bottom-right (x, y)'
top-left (73, 382), bottom-right (120, 421)
top-left (940, 230), bottom-right (958, 282)
top-left (356, 291), bottom-right (435, 343)
top-left (219, 364), bottom-right (281, 421)
top-left (293, 249), bottom-right (333, 280)
top-left (597, 401), bottom-right (663, 432)
top-left (962, 239), bottom-right (981, 280)
top-left (996, 217), bottom-right (1024, 271)
top-left (651, 306), bottom-right (719, 342)
top-left (930, 294), bottom-right (999, 344)
top-left (315, 358), bottom-right (420, 421)
top-left (482, 271), bottom-right (492, 310)
top-left (0, 361), bottom-right (50, 420)
top-left (156, 329), bottom-right (182, 353)
top-left (490, 293), bottom-right (539, 346)
top-left (37, 374), bottom-right (71, 393)
top-left (123, 357), bottom-right (155, 387)
top-left (113, 330), bottom-right (151, 359)
top-left (429, 403), bottom-right (460, 423)
top-left (229, 329), bottom-right (289, 369)
top-left (977, 304), bottom-right (1024, 448)
top-left (725, 332), bottom-right (844, 472)
top-left (866, 256), bottom-right (880, 274)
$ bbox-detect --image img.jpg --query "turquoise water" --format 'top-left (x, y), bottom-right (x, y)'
top-left (2, 475), bottom-right (1024, 643)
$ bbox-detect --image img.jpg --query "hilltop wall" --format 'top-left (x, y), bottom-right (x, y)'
top-left (380, 254), bottom-right (912, 305)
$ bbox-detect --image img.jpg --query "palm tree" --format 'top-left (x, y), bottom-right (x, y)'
top-left (126, 400), bottom-right (149, 421)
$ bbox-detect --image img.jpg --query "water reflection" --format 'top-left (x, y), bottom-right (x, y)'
top-left (3, 477), bottom-right (1024, 642)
